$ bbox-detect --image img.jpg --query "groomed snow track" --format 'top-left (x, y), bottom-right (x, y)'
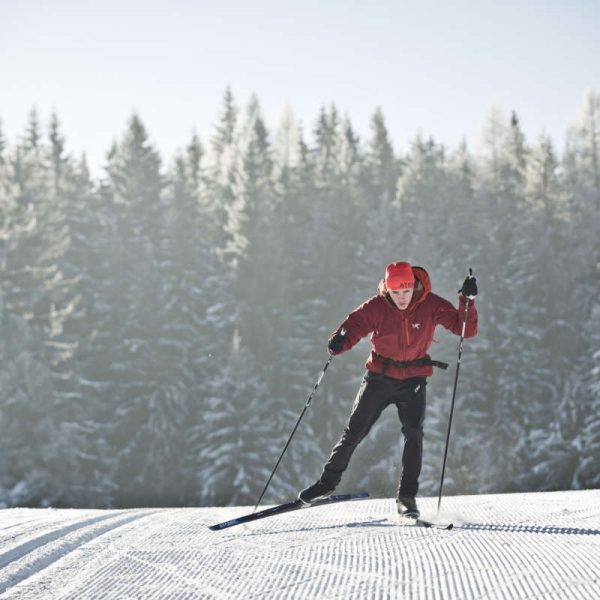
top-left (0, 490), bottom-right (599, 599)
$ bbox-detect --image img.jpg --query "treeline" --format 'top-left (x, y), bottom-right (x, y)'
top-left (0, 89), bottom-right (598, 508)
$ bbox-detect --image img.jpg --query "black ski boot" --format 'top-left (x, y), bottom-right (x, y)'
top-left (298, 480), bottom-right (335, 505)
top-left (396, 495), bottom-right (420, 518)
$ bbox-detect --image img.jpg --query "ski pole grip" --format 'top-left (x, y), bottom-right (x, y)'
top-left (458, 268), bottom-right (475, 295)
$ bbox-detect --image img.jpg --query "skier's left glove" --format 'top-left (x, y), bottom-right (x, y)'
top-left (460, 274), bottom-right (478, 300)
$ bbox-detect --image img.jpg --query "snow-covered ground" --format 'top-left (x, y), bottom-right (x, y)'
top-left (0, 490), bottom-right (599, 599)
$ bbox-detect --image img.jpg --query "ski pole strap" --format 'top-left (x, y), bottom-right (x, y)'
top-left (373, 352), bottom-right (449, 371)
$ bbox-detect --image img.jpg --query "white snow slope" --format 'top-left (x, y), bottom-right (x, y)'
top-left (0, 490), bottom-right (599, 599)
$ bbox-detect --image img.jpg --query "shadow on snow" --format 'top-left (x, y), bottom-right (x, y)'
top-left (348, 519), bottom-right (600, 536)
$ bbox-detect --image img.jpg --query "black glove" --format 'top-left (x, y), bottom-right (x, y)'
top-left (328, 331), bottom-right (346, 355)
top-left (460, 270), bottom-right (478, 299)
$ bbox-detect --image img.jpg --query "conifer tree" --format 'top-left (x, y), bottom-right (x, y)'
top-left (163, 135), bottom-right (230, 504)
top-left (211, 87), bottom-right (238, 160)
top-left (58, 152), bottom-right (121, 506)
top-left (463, 111), bottom-right (529, 491)
top-left (360, 108), bottom-right (403, 293)
top-left (101, 114), bottom-right (191, 506)
top-left (208, 96), bottom-right (304, 501)
top-left (0, 111), bottom-right (80, 505)
top-left (221, 97), bottom-right (276, 355)
top-left (509, 134), bottom-right (574, 490)
top-left (209, 87), bottom-right (239, 246)
top-left (361, 108), bottom-right (401, 268)
top-left (266, 114), bottom-right (327, 493)
top-left (40, 117), bottom-right (107, 506)
top-left (565, 90), bottom-right (600, 489)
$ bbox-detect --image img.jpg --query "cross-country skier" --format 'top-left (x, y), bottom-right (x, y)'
top-left (298, 261), bottom-right (478, 518)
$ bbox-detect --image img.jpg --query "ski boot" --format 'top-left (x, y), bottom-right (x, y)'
top-left (396, 495), bottom-right (420, 518)
top-left (298, 480), bottom-right (335, 505)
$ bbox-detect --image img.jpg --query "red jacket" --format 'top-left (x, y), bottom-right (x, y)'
top-left (332, 267), bottom-right (478, 380)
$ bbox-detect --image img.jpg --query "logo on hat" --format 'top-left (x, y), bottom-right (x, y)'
top-left (385, 261), bottom-right (415, 290)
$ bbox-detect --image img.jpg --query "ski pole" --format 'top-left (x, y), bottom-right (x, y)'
top-left (253, 329), bottom-right (345, 512)
top-left (436, 270), bottom-right (473, 515)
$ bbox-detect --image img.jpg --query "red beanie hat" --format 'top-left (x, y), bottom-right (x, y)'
top-left (385, 261), bottom-right (415, 289)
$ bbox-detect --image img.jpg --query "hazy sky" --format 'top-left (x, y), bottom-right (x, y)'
top-left (1, 0), bottom-right (599, 176)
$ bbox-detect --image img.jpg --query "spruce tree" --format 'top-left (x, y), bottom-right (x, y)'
top-left (362, 108), bottom-right (402, 276)
top-left (267, 115), bottom-right (327, 494)
top-left (0, 111), bottom-right (80, 505)
top-left (566, 91), bottom-right (600, 489)
top-left (101, 114), bottom-right (191, 506)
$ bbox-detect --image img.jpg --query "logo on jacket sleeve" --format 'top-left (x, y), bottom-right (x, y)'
top-left (411, 323), bottom-right (421, 329)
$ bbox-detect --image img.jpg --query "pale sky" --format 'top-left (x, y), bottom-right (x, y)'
top-left (1, 0), bottom-right (599, 176)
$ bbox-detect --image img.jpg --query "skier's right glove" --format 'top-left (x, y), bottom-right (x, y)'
top-left (328, 332), bottom-right (346, 355)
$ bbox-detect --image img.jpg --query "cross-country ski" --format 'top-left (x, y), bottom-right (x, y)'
top-left (209, 492), bottom-right (369, 531)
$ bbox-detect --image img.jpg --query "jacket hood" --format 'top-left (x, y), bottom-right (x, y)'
top-left (378, 265), bottom-right (432, 309)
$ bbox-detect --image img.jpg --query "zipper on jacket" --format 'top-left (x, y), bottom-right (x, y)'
top-left (401, 318), bottom-right (407, 360)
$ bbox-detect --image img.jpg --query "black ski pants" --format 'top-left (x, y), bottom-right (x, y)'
top-left (319, 371), bottom-right (427, 498)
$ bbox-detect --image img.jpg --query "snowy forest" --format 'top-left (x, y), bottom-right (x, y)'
top-left (0, 88), bottom-right (598, 509)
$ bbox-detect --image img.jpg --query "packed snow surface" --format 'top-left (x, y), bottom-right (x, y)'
top-left (0, 490), bottom-right (599, 599)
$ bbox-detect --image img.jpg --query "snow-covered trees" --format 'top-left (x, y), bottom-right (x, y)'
top-left (0, 90), bottom-right (598, 508)
top-left (567, 91), bottom-right (600, 490)
top-left (0, 112), bottom-right (84, 506)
